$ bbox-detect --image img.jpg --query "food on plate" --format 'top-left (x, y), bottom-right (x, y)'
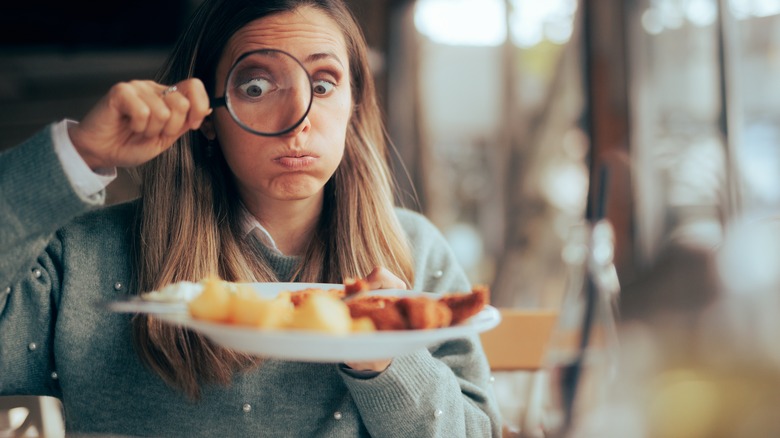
top-left (287, 292), bottom-right (352, 334)
top-left (347, 296), bottom-right (406, 330)
top-left (343, 277), bottom-right (370, 296)
top-left (186, 278), bottom-right (367, 334)
top-left (188, 276), bottom-right (233, 322)
top-left (289, 287), bottom-right (345, 306)
top-left (398, 296), bottom-right (453, 330)
top-left (168, 277), bottom-right (490, 334)
top-left (350, 315), bottom-right (377, 333)
top-left (230, 288), bottom-right (294, 328)
top-left (285, 277), bottom-right (365, 307)
top-left (439, 285), bottom-right (490, 324)
top-left (346, 287), bottom-right (489, 331)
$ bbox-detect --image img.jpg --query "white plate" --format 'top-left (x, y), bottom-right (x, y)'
top-left (113, 282), bottom-right (501, 362)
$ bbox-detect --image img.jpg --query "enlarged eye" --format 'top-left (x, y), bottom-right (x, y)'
top-left (238, 78), bottom-right (274, 98)
top-left (312, 80), bottom-right (335, 96)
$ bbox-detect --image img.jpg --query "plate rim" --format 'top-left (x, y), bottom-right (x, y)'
top-left (108, 281), bottom-right (501, 362)
top-left (155, 304), bottom-right (500, 362)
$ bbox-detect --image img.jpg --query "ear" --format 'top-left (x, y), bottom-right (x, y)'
top-left (200, 115), bottom-right (216, 140)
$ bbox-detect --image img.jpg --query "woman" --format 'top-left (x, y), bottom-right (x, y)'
top-left (0, 0), bottom-right (501, 436)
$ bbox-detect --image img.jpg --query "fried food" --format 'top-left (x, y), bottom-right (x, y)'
top-left (397, 296), bottom-right (452, 330)
top-left (343, 277), bottom-right (370, 296)
top-left (346, 286), bottom-right (488, 331)
top-left (347, 296), bottom-right (406, 330)
top-left (289, 288), bottom-right (344, 307)
top-left (356, 308), bottom-right (407, 330)
top-left (346, 295), bottom-right (398, 312)
top-left (186, 280), bottom-right (373, 334)
top-left (439, 285), bottom-right (490, 325)
top-left (184, 277), bottom-right (489, 334)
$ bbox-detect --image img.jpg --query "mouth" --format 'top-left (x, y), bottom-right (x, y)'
top-left (274, 151), bottom-right (318, 170)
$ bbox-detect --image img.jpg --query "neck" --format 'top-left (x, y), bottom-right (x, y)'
top-left (241, 192), bottom-right (323, 256)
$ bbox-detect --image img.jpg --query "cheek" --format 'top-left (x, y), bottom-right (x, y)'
top-left (213, 111), bottom-right (238, 145)
top-left (214, 115), bottom-right (265, 172)
top-left (324, 97), bottom-right (352, 141)
top-left (317, 114), bottom-right (349, 165)
top-left (312, 95), bottom-right (351, 141)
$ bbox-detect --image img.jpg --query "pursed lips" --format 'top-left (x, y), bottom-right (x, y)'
top-left (274, 151), bottom-right (318, 170)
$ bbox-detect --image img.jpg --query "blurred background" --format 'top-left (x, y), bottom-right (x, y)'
top-left (2, 0), bottom-right (780, 435)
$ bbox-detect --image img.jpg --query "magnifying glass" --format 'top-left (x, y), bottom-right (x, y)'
top-left (210, 49), bottom-right (314, 136)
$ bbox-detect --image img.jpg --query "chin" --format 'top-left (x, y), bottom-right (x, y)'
top-left (273, 181), bottom-right (325, 201)
top-left (275, 191), bottom-right (318, 201)
top-left (259, 171), bottom-right (332, 201)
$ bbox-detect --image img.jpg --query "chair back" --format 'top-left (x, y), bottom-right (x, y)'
top-left (480, 308), bottom-right (559, 437)
top-left (480, 308), bottom-right (559, 371)
top-left (0, 396), bottom-right (65, 438)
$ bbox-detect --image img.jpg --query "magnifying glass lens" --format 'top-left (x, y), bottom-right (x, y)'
top-left (224, 50), bottom-right (313, 136)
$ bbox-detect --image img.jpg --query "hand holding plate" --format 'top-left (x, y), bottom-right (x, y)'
top-left (343, 266), bottom-right (407, 372)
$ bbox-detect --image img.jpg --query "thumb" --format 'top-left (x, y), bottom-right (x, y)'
top-left (363, 266), bottom-right (407, 290)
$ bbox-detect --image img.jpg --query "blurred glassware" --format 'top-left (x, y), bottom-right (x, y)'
top-left (567, 216), bottom-right (780, 437)
top-left (540, 219), bottom-right (621, 437)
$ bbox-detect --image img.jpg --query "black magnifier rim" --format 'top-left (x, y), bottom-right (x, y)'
top-left (209, 48), bottom-right (314, 137)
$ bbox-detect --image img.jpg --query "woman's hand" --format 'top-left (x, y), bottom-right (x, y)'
top-left (343, 266), bottom-right (407, 373)
top-left (69, 79), bottom-right (211, 170)
top-left (362, 266), bottom-right (407, 290)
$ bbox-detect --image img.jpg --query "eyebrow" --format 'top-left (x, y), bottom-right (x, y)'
top-left (304, 52), bottom-right (344, 68)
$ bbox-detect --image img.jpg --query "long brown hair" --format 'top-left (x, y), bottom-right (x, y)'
top-left (131, 0), bottom-right (414, 399)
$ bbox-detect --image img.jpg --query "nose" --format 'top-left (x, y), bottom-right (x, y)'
top-left (283, 112), bottom-right (311, 138)
top-left (279, 74), bottom-right (312, 137)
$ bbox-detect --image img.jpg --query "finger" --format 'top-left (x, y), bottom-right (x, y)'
top-left (109, 82), bottom-right (152, 134)
top-left (343, 360), bottom-right (392, 372)
top-left (177, 78), bottom-right (212, 130)
top-left (136, 83), bottom-right (172, 138)
top-left (161, 91), bottom-right (191, 137)
top-left (363, 267), bottom-right (407, 290)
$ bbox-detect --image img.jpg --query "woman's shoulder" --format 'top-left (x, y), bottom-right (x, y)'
top-left (394, 207), bottom-right (438, 235)
top-left (62, 199), bottom-right (140, 237)
top-left (393, 208), bottom-right (471, 292)
top-left (48, 200), bottom-right (139, 286)
top-left (395, 207), bottom-right (436, 228)
top-left (393, 207), bottom-right (450, 249)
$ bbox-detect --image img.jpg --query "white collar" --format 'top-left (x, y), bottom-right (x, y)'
top-left (239, 203), bottom-right (283, 255)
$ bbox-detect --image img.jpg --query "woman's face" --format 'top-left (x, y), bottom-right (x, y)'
top-left (206, 7), bottom-right (352, 206)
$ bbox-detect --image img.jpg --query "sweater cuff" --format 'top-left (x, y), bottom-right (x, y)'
top-left (52, 119), bottom-right (116, 203)
top-left (341, 348), bottom-right (443, 412)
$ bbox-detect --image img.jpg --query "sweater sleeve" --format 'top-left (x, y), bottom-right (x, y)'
top-left (340, 209), bottom-right (503, 437)
top-left (0, 125), bottom-right (102, 290)
top-left (0, 125), bottom-right (101, 395)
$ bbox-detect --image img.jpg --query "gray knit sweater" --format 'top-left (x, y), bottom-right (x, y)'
top-left (0, 126), bottom-right (501, 437)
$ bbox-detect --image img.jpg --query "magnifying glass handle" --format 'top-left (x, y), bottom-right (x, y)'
top-left (210, 96), bottom-right (226, 109)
